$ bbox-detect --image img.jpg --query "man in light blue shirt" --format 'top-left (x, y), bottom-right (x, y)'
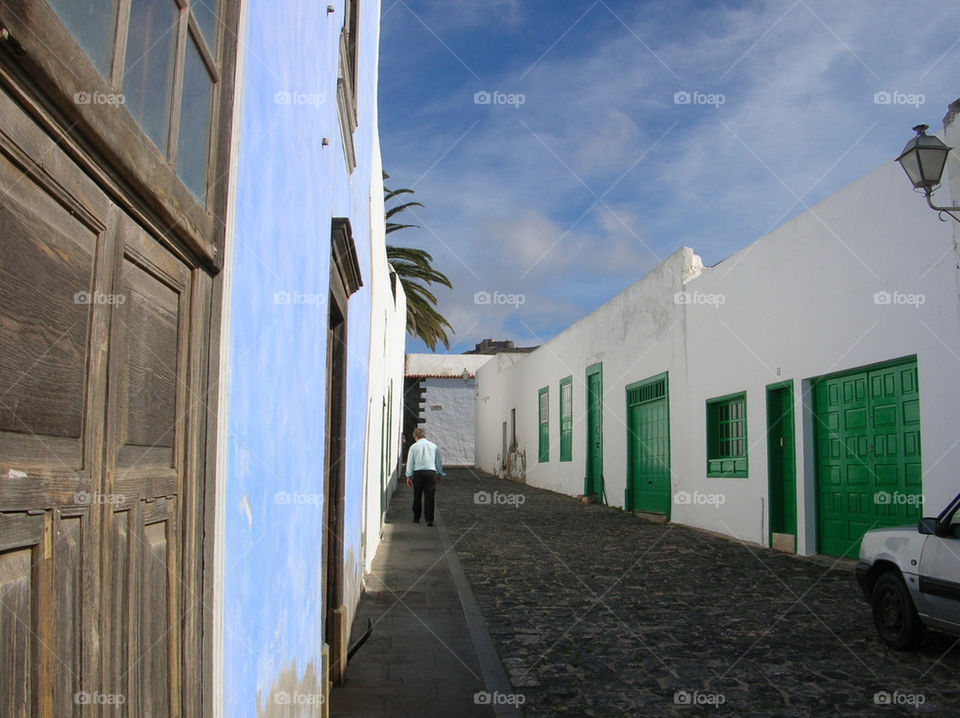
top-left (405, 427), bottom-right (445, 526)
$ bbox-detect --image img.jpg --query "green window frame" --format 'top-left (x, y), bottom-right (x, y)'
top-left (538, 386), bottom-right (549, 463)
top-left (706, 392), bottom-right (748, 477)
top-left (559, 376), bottom-right (573, 462)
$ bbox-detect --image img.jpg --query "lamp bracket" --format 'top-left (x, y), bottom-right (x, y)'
top-left (924, 191), bottom-right (960, 224)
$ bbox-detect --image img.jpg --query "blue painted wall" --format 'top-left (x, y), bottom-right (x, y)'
top-left (222, 1), bottom-right (379, 714)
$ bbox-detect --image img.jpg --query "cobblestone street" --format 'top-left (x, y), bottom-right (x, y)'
top-left (438, 468), bottom-right (960, 716)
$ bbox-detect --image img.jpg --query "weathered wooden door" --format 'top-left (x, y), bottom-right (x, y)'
top-left (0, 93), bottom-right (208, 715)
top-left (0, 0), bottom-right (241, 711)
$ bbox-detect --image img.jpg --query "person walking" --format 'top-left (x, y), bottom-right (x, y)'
top-left (405, 427), bottom-right (445, 526)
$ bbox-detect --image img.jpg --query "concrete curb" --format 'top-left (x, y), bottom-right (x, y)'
top-left (436, 509), bottom-right (523, 718)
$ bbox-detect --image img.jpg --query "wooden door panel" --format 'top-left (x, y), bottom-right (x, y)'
top-left (110, 216), bottom-right (190, 497)
top-left (141, 512), bottom-right (177, 718)
top-left (116, 261), bottom-right (181, 470)
top-left (0, 512), bottom-right (51, 717)
top-left (0, 141), bottom-right (110, 506)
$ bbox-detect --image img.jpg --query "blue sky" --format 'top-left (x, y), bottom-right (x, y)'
top-left (378, 0), bottom-right (960, 354)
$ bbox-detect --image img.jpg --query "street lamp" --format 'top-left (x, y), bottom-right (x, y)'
top-left (896, 124), bottom-right (960, 223)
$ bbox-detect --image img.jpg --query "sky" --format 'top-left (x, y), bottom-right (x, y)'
top-left (377, 0), bottom-right (960, 354)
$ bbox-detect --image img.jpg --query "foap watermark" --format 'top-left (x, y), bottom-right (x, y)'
top-left (874, 690), bottom-right (925, 707)
top-left (74, 491), bottom-right (126, 506)
top-left (274, 291), bottom-right (323, 306)
top-left (875, 491), bottom-right (924, 507)
top-left (873, 290), bottom-right (925, 308)
top-left (274, 90), bottom-right (324, 106)
top-left (474, 490), bottom-right (525, 508)
top-left (474, 691), bottom-right (526, 707)
top-left (674, 290), bottom-right (725, 308)
top-left (874, 91), bottom-right (925, 108)
top-left (75, 291), bottom-right (125, 306)
top-left (75, 691), bottom-right (126, 706)
top-left (274, 491), bottom-right (322, 506)
top-left (674, 690), bottom-right (726, 707)
top-left (474, 90), bottom-right (525, 108)
top-left (74, 90), bottom-right (125, 106)
top-left (674, 491), bottom-right (725, 508)
top-left (474, 290), bottom-right (525, 307)
top-left (674, 90), bottom-right (725, 108)
top-left (274, 690), bottom-right (324, 706)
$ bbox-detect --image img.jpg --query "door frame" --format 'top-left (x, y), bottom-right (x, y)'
top-left (625, 372), bottom-right (671, 517)
top-left (766, 380), bottom-right (796, 552)
top-left (322, 218), bottom-right (362, 686)
top-left (584, 362), bottom-right (603, 499)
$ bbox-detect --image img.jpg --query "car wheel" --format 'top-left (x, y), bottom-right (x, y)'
top-left (871, 572), bottom-right (925, 650)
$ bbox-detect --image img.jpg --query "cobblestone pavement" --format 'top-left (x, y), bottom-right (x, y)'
top-left (437, 468), bottom-right (960, 717)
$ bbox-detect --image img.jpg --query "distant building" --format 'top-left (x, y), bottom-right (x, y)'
top-left (404, 354), bottom-right (495, 465)
top-left (466, 338), bottom-right (539, 355)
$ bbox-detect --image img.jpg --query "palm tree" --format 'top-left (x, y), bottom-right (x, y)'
top-left (384, 173), bottom-right (453, 351)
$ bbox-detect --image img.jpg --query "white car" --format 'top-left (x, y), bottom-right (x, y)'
top-left (856, 491), bottom-right (960, 650)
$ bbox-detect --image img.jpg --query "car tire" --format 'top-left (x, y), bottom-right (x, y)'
top-left (871, 572), bottom-right (925, 650)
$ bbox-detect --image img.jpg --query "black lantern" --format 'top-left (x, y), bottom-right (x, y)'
top-left (896, 124), bottom-right (951, 191)
top-left (896, 123), bottom-right (960, 223)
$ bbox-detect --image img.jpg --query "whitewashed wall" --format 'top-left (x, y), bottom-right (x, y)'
top-left (679, 160), bottom-right (958, 552)
top-left (421, 378), bottom-right (477, 465)
top-left (476, 158), bottom-right (960, 556)
top-left (358, 145), bottom-right (407, 578)
top-left (476, 249), bottom-right (698, 502)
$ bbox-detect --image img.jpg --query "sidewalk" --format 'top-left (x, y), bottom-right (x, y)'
top-left (329, 475), bottom-right (519, 717)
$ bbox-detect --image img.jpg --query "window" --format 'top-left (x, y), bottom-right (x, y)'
top-left (123, 0), bottom-right (179, 153)
top-left (48, 0), bottom-right (119, 77)
top-left (707, 393), bottom-right (747, 477)
top-left (538, 387), bottom-right (549, 463)
top-left (337, 0), bottom-right (360, 171)
top-left (50, 0), bottom-right (221, 203)
top-left (559, 376), bottom-right (572, 462)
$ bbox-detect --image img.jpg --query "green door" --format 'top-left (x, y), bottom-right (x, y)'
top-left (767, 382), bottom-right (796, 550)
top-left (585, 363), bottom-right (603, 499)
top-left (626, 374), bottom-right (670, 515)
top-left (814, 358), bottom-right (922, 557)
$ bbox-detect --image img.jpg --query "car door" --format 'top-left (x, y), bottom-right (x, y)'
top-left (917, 502), bottom-right (960, 631)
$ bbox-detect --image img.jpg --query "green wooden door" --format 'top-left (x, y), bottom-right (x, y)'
top-left (814, 359), bottom-right (922, 557)
top-left (585, 364), bottom-right (603, 498)
top-left (626, 375), bottom-right (670, 514)
top-left (767, 383), bottom-right (796, 549)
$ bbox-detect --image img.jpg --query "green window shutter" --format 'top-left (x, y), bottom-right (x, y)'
top-left (706, 392), bottom-right (748, 477)
top-left (559, 377), bottom-right (573, 462)
top-left (538, 387), bottom-right (549, 463)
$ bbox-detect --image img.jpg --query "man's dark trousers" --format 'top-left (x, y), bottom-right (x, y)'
top-left (411, 469), bottom-right (437, 523)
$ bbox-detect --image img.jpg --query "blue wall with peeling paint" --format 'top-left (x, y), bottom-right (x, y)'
top-left (222, 1), bottom-right (380, 714)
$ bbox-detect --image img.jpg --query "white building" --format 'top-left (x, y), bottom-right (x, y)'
top-left (476, 103), bottom-right (960, 559)
top-left (405, 354), bottom-right (495, 466)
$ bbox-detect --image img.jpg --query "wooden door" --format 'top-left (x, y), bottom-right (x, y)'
top-left (0, 85), bottom-right (206, 716)
top-left (767, 383), bottom-right (796, 551)
top-left (626, 374), bottom-right (670, 515)
top-left (814, 358), bottom-right (922, 557)
top-left (585, 363), bottom-right (603, 498)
